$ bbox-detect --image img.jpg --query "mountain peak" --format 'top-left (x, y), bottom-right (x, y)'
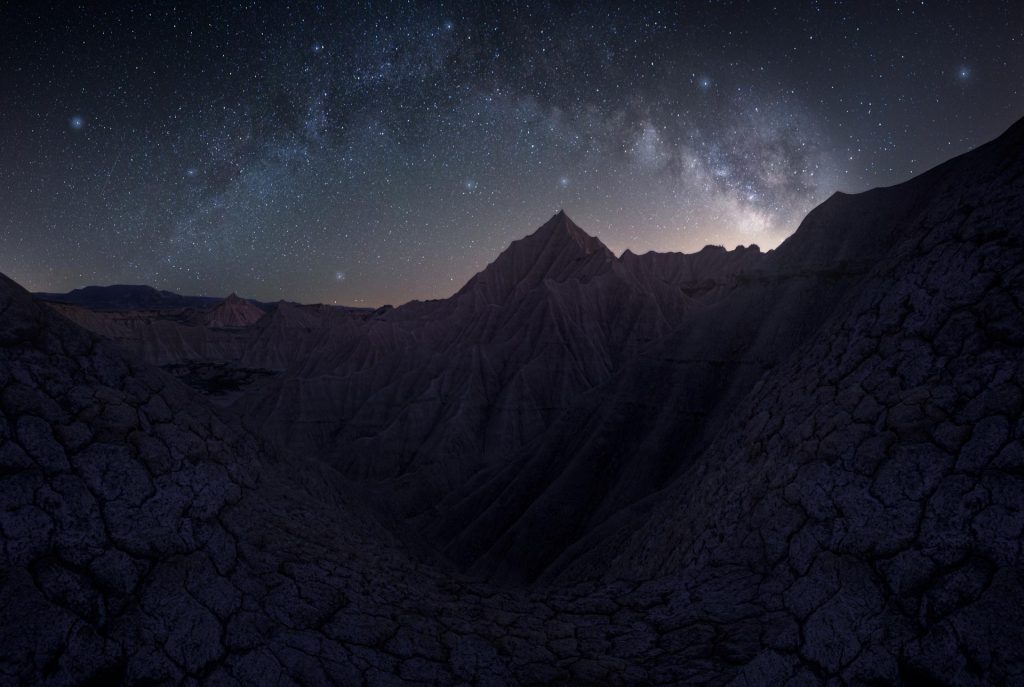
top-left (203, 292), bottom-right (264, 327)
top-left (533, 210), bottom-right (606, 255)
top-left (455, 213), bottom-right (614, 303)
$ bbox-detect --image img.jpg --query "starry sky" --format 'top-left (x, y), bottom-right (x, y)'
top-left (2, 1), bottom-right (1022, 306)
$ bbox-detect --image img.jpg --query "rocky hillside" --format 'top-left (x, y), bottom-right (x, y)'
top-left (3, 115), bottom-right (1022, 685)
top-left (0, 270), bottom-right (705, 685)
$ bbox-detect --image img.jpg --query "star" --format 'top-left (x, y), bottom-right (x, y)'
top-left (335, 270), bottom-right (346, 282)
top-left (5, 2), bottom-right (1016, 307)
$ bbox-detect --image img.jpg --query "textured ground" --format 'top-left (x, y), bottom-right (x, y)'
top-left (2, 116), bottom-right (1023, 686)
top-left (0, 271), bottom-right (799, 686)
top-left (580, 115), bottom-right (1024, 684)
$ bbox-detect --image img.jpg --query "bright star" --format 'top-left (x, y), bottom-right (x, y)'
top-left (957, 65), bottom-right (971, 80)
top-left (559, 177), bottom-right (570, 188)
top-left (69, 115), bottom-right (85, 130)
top-left (335, 270), bottom-right (346, 281)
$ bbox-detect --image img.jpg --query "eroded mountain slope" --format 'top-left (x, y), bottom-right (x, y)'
top-left (236, 213), bottom-right (774, 581)
top-left (4, 116), bottom-right (1022, 686)
top-left (564, 115), bottom-right (1024, 683)
top-left (2, 267), bottom-right (819, 686)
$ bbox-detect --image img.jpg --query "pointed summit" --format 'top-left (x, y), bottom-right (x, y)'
top-left (532, 210), bottom-right (606, 255)
top-left (222, 292), bottom-right (245, 305)
top-left (202, 293), bottom-right (265, 328)
top-left (456, 213), bottom-right (614, 303)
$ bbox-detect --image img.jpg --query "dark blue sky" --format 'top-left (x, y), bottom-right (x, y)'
top-left (2, 1), bottom-right (1022, 305)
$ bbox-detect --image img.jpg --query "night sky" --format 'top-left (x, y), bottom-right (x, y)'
top-left (2, 2), bottom-right (1022, 306)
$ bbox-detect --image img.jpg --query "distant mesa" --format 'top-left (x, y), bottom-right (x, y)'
top-left (33, 284), bottom-right (222, 311)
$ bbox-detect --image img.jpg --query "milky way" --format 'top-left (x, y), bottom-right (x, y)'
top-left (2, 2), bottom-right (1022, 305)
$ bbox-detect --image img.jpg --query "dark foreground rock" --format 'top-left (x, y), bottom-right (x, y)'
top-left (2, 115), bottom-right (1023, 685)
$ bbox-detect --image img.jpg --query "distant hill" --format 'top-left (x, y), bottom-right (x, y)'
top-left (34, 284), bottom-right (232, 311)
top-left (34, 283), bottom-right (372, 315)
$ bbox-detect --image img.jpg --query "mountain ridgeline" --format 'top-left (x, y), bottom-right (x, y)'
top-left (4, 115), bottom-right (1023, 684)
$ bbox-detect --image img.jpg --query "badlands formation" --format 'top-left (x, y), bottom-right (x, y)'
top-left (2, 116), bottom-right (1023, 684)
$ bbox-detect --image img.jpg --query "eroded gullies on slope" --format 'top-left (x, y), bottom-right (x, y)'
top-left (5, 115), bottom-right (1023, 684)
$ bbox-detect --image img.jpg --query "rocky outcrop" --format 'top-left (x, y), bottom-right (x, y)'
top-left (3, 116), bottom-right (1022, 685)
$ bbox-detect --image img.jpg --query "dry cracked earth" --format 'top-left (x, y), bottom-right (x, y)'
top-left (2, 117), bottom-right (1024, 686)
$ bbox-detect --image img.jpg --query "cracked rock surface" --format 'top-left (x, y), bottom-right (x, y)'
top-left (3, 117), bottom-right (1024, 685)
top-left (0, 272), bottom-right (675, 685)
top-left (573, 116), bottom-right (1024, 685)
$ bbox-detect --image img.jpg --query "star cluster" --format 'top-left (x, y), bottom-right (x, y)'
top-left (1, 2), bottom-right (1022, 305)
